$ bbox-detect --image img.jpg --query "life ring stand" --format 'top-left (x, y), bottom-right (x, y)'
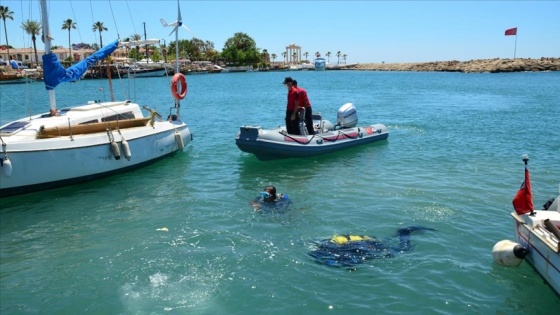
top-left (171, 73), bottom-right (187, 100)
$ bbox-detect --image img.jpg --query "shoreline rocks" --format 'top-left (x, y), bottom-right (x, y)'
top-left (350, 57), bottom-right (560, 73)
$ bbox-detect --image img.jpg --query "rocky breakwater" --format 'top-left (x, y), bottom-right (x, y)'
top-left (352, 57), bottom-right (560, 73)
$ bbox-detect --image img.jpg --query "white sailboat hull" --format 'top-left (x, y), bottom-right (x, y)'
top-left (0, 101), bottom-right (192, 197)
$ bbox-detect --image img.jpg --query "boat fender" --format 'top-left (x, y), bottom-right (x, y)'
top-left (121, 138), bottom-right (131, 161)
top-left (175, 131), bottom-right (185, 150)
top-left (171, 73), bottom-right (187, 100)
top-left (2, 156), bottom-right (12, 177)
top-left (110, 141), bottom-right (121, 160)
top-left (492, 240), bottom-right (527, 267)
top-left (316, 138), bottom-right (323, 144)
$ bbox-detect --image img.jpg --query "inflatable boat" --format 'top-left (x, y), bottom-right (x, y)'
top-left (235, 103), bottom-right (389, 160)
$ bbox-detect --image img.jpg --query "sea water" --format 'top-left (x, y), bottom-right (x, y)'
top-left (1, 70), bottom-right (559, 314)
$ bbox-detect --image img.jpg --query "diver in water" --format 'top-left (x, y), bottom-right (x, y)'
top-left (251, 185), bottom-right (290, 211)
top-left (308, 226), bottom-right (435, 267)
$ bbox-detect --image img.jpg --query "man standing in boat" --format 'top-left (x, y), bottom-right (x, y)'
top-left (293, 80), bottom-right (314, 135)
top-left (283, 77), bottom-right (300, 134)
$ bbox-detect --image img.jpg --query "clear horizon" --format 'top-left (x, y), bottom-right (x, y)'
top-left (0, 0), bottom-right (558, 63)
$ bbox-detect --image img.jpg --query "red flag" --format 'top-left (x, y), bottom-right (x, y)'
top-left (512, 165), bottom-right (534, 215)
top-left (505, 27), bottom-right (517, 36)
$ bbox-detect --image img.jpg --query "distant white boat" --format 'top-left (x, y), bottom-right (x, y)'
top-left (326, 63), bottom-right (358, 70)
top-left (226, 65), bottom-right (253, 73)
top-left (136, 58), bottom-right (171, 70)
top-left (122, 64), bottom-right (167, 78)
top-left (314, 57), bottom-right (326, 71)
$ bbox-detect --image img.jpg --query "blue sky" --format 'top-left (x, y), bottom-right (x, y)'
top-left (1, 0), bottom-right (558, 63)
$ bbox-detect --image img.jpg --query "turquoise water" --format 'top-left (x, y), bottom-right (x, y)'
top-left (1, 70), bottom-right (559, 314)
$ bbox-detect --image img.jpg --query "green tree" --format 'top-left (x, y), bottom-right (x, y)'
top-left (326, 51), bottom-right (331, 63)
top-left (304, 51), bottom-right (309, 62)
top-left (92, 21), bottom-right (108, 48)
top-left (150, 46), bottom-right (162, 62)
top-left (342, 53), bottom-right (347, 64)
top-left (130, 34), bottom-right (142, 60)
top-left (167, 38), bottom-right (217, 62)
top-left (222, 32), bottom-right (260, 66)
top-left (0, 6), bottom-right (14, 62)
top-left (190, 38), bottom-right (205, 60)
top-left (281, 51), bottom-right (286, 63)
top-left (271, 53), bottom-right (277, 63)
top-left (62, 19), bottom-right (76, 62)
top-left (204, 40), bottom-right (217, 61)
top-left (128, 47), bottom-right (142, 61)
top-left (21, 19), bottom-right (41, 68)
top-left (336, 51), bottom-right (341, 64)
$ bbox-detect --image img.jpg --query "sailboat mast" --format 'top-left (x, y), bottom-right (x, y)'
top-left (40, 0), bottom-right (57, 115)
top-left (174, 1), bottom-right (180, 114)
top-left (175, 18), bottom-right (179, 75)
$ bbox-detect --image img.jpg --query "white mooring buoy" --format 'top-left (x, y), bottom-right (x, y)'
top-left (492, 240), bottom-right (528, 267)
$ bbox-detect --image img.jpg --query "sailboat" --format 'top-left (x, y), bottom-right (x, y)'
top-left (0, 0), bottom-right (192, 198)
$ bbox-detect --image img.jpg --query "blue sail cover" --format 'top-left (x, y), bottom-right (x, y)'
top-left (42, 40), bottom-right (119, 90)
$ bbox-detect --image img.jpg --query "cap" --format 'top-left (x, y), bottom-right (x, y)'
top-left (282, 77), bottom-right (293, 84)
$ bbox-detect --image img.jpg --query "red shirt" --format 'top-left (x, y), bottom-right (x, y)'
top-left (286, 86), bottom-right (299, 111)
top-left (296, 87), bottom-right (311, 108)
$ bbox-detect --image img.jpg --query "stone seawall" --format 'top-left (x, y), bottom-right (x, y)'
top-left (350, 58), bottom-right (560, 73)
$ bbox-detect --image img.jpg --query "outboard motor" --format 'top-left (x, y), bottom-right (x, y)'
top-left (336, 103), bottom-right (358, 128)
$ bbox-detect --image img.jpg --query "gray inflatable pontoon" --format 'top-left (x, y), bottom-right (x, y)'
top-left (236, 103), bottom-right (389, 160)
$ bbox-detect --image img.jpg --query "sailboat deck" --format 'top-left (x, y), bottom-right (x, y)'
top-left (36, 118), bottom-right (151, 138)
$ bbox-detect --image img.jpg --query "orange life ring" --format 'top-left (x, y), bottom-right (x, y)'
top-left (171, 73), bottom-right (187, 100)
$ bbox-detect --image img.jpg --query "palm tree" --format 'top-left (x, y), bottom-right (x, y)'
top-left (271, 53), bottom-right (277, 63)
top-left (92, 21), bottom-right (108, 48)
top-left (304, 51), bottom-right (309, 62)
top-left (342, 53), bottom-right (347, 64)
top-left (161, 42), bottom-right (167, 63)
top-left (261, 49), bottom-right (268, 68)
top-left (62, 19), bottom-right (76, 62)
top-left (336, 51), bottom-right (341, 65)
top-left (0, 6), bottom-right (14, 63)
top-left (281, 51), bottom-right (286, 64)
top-left (131, 33), bottom-right (142, 58)
top-left (21, 19), bottom-right (41, 68)
top-left (292, 52), bottom-right (297, 64)
top-left (326, 51), bottom-right (331, 63)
